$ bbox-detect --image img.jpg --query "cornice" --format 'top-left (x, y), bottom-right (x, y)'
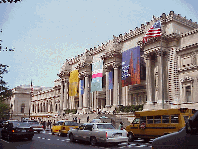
top-left (101, 49), bottom-right (121, 60)
top-left (176, 43), bottom-right (198, 53)
top-left (181, 29), bottom-right (198, 37)
top-left (75, 61), bottom-right (91, 70)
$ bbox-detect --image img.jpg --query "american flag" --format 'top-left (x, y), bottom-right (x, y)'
top-left (143, 21), bottom-right (161, 43)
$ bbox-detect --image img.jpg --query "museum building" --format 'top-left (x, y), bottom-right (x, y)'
top-left (30, 11), bottom-right (198, 119)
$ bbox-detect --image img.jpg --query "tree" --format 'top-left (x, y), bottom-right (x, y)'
top-left (0, 64), bottom-right (12, 119)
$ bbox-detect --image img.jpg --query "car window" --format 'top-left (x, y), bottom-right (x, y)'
top-left (12, 122), bottom-right (30, 127)
top-left (140, 116), bottom-right (146, 124)
top-left (65, 121), bottom-right (78, 126)
top-left (154, 116), bottom-right (161, 124)
top-left (57, 122), bottom-right (64, 125)
top-left (97, 124), bottom-right (115, 129)
top-left (84, 125), bottom-right (93, 131)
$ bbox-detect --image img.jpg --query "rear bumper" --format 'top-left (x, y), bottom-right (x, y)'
top-left (97, 137), bottom-right (128, 143)
top-left (33, 128), bottom-right (44, 131)
top-left (11, 132), bottom-right (34, 138)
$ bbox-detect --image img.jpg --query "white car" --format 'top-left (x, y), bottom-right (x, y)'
top-left (68, 123), bottom-right (128, 146)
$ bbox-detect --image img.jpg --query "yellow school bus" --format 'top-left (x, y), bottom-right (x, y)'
top-left (125, 108), bottom-right (196, 142)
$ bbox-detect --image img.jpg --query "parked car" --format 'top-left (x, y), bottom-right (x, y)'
top-left (51, 120), bottom-right (67, 135)
top-left (1, 121), bottom-right (34, 141)
top-left (152, 111), bottom-right (198, 149)
top-left (90, 119), bottom-right (101, 123)
top-left (23, 120), bottom-right (44, 133)
top-left (68, 123), bottom-right (128, 146)
top-left (58, 121), bottom-right (79, 137)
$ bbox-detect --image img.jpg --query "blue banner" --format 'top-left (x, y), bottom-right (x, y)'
top-left (109, 71), bottom-right (113, 90)
top-left (122, 46), bottom-right (140, 87)
top-left (80, 79), bottom-right (84, 95)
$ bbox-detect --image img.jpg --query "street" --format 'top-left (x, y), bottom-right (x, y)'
top-left (0, 129), bottom-right (153, 149)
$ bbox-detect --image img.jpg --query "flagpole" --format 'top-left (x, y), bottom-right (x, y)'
top-left (161, 23), bottom-right (164, 109)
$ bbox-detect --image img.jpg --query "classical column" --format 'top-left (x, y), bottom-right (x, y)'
top-left (48, 101), bottom-right (51, 112)
top-left (157, 52), bottom-right (164, 107)
top-left (63, 80), bottom-right (68, 110)
top-left (78, 79), bottom-right (83, 109)
top-left (105, 70), bottom-right (110, 107)
top-left (60, 80), bottom-right (64, 111)
top-left (83, 75), bottom-right (89, 108)
top-left (113, 65), bottom-right (119, 106)
top-left (146, 55), bottom-right (153, 104)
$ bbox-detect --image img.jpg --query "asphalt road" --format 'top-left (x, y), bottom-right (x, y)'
top-left (0, 128), bottom-right (152, 149)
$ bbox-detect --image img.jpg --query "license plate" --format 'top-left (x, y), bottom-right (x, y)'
top-left (22, 130), bottom-right (26, 132)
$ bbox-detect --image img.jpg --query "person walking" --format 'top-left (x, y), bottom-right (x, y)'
top-left (118, 122), bottom-right (123, 130)
top-left (87, 116), bottom-right (89, 122)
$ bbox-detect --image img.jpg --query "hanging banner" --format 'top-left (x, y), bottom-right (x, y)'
top-left (69, 70), bottom-right (79, 96)
top-left (122, 46), bottom-right (140, 87)
top-left (79, 79), bottom-right (84, 95)
top-left (108, 71), bottom-right (113, 90)
top-left (91, 60), bottom-right (103, 92)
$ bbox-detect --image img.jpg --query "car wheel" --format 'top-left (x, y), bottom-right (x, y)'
top-left (69, 133), bottom-right (75, 142)
top-left (128, 133), bottom-right (134, 142)
top-left (144, 138), bottom-right (150, 142)
top-left (90, 137), bottom-right (97, 146)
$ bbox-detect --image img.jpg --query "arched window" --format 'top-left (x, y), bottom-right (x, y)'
top-left (43, 103), bottom-right (45, 112)
top-left (32, 104), bottom-right (34, 112)
top-left (21, 103), bottom-right (25, 113)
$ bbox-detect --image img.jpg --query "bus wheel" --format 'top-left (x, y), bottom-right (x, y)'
top-left (128, 133), bottom-right (134, 142)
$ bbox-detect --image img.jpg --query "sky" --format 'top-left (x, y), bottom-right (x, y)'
top-left (0, 0), bottom-right (198, 89)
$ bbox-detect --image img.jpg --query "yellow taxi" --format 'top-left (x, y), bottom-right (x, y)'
top-left (51, 120), bottom-right (66, 135)
top-left (58, 121), bottom-right (79, 137)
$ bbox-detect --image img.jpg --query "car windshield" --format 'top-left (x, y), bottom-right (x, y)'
top-left (57, 122), bottom-right (64, 125)
top-left (97, 124), bottom-right (115, 129)
top-left (12, 122), bottom-right (30, 127)
top-left (64, 121), bottom-right (78, 126)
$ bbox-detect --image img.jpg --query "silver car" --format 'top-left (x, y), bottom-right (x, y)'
top-left (68, 123), bottom-right (128, 146)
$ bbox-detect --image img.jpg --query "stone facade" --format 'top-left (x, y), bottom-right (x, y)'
top-left (30, 11), bottom-right (198, 120)
top-left (10, 85), bottom-right (44, 120)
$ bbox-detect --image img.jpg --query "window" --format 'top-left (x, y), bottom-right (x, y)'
top-left (97, 124), bottom-right (115, 129)
top-left (162, 115), bottom-right (170, 123)
top-left (140, 116), bottom-right (146, 124)
top-left (186, 86), bottom-right (191, 102)
top-left (147, 116), bottom-right (153, 124)
top-left (21, 103), bottom-right (25, 113)
top-left (154, 116), bottom-right (161, 124)
top-left (132, 118), bottom-right (140, 124)
top-left (84, 125), bottom-right (93, 131)
top-left (171, 115), bottom-right (179, 123)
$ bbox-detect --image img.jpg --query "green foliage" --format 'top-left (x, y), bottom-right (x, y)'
top-left (64, 109), bottom-right (77, 114)
top-left (0, 64), bottom-right (12, 119)
top-left (118, 105), bottom-right (143, 113)
top-left (0, 101), bottom-right (10, 119)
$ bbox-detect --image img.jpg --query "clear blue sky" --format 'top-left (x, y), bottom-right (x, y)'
top-left (0, 0), bottom-right (198, 89)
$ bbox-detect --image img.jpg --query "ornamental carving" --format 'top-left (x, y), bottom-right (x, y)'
top-left (180, 76), bottom-right (193, 83)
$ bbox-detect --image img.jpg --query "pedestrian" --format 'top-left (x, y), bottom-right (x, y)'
top-left (87, 116), bottom-right (89, 122)
top-left (43, 121), bottom-right (46, 130)
top-left (118, 122), bottom-right (123, 130)
top-left (75, 117), bottom-right (77, 123)
top-left (49, 120), bottom-right (52, 129)
top-left (78, 118), bottom-right (81, 123)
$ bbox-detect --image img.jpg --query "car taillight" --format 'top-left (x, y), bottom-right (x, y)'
top-left (12, 129), bottom-right (15, 133)
top-left (106, 132), bottom-right (108, 138)
top-left (42, 126), bottom-right (43, 128)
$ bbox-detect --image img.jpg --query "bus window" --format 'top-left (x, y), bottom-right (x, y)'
top-left (132, 118), bottom-right (140, 124)
top-left (171, 115), bottom-right (179, 123)
top-left (140, 116), bottom-right (146, 124)
top-left (162, 115), bottom-right (170, 123)
top-left (154, 116), bottom-right (161, 124)
top-left (147, 116), bottom-right (153, 124)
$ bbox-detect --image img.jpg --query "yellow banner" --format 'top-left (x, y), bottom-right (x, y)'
top-left (69, 70), bottom-right (79, 96)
